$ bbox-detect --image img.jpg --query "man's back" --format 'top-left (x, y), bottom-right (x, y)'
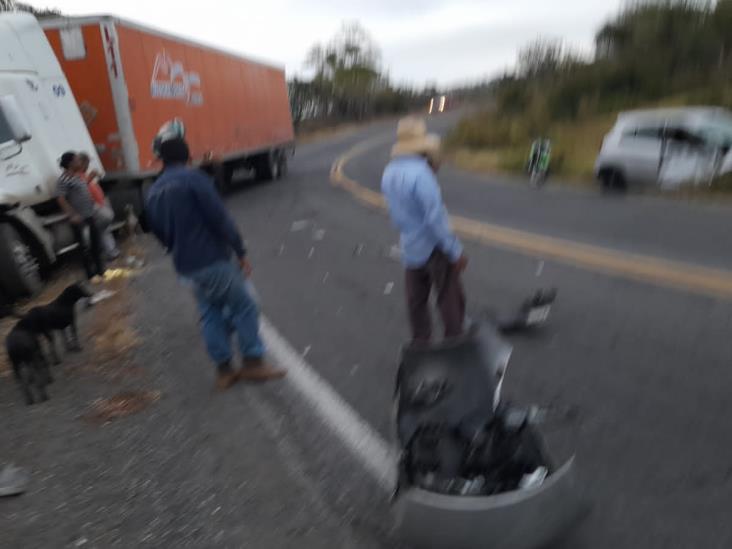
top-left (381, 155), bottom-right (462, 268)
top-left (145, 166), bottom-right (245, 276)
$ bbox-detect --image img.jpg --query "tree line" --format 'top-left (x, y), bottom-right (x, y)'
top-left (289, 23), bottom-right (433, 129)
top-left (447, 0), bottom-right (732, 180)
top-left (0, 0), bottom-right (59, 18)
top-left (497, 0), bottom-right (732, 127)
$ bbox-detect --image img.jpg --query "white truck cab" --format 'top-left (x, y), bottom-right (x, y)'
top-left (0, 12), bottom-right (103, 298)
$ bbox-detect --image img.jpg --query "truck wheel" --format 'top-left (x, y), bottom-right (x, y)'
top-left (0, 223), bottom-right (42, 299)
top-left (214, 164), bottom-right (233, 194)
top-left (277, 152), bottom-right (289, 179)
top-left (254, 152), bottom-right (277, 181)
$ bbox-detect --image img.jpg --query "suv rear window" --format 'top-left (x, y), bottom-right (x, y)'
top-left (697, 122), bottom-right (732, 148)
top-left (623, 127), bottom-right (662, 139)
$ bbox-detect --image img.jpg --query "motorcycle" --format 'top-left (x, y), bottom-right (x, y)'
top-left (527, 140), bottom-right (551, 188)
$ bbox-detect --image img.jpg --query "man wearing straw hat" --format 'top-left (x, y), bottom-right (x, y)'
top-left (382, 116), bottom-right (468, 344)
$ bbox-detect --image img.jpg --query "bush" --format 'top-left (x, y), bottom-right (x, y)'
top-left (712, 172), bottom-right (732, 192)
top-left (447, 0), bottom-right (732, 183)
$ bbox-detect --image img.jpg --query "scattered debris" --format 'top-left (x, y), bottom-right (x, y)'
top-left (519, 466), bottom-right (548, 490)
top-left (353, 244), bottom-right (365, 256)
top-left (313, 228), bottom-right (326, 241)
top-left (388, 245), bottom-right (401, 261)
top-left (302, 345), bottom-right (312, 358)
top-left (73, 538), bottom-right (88, 548)
top-left (124, 256), bottom-right (145, 269)
top-left (89, 301), bottom-right (140, 367)
top-left (307, 247), bottom-right (315, 260)
top-left (290, 220), bottom-right (310, 232)
top-left (89, 289), bottom-right (117, 305)
top-left (350, 364), bottom-right (360, 376)
top-left (536, 260), bottom-right (545, 277)
top-left (322, 272), bottom-right (330, 284)
top-left (336, 307), bottom-right (343, 316)
top-left (384, 282), bottom-right (395, 295)
top-left (0, 464), bottom-right (29, 497)
top-left (103, 267), bottom-right (138, 282)
top-left (278, 243), bottom-right (286, 256)
top-left (84, 390), bottom-right (161, 424)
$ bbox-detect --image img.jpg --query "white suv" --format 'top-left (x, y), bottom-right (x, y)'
top-left (594, 107), bottom-right (732, 190)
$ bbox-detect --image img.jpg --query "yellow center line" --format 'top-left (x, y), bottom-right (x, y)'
top-left (330, 137), bottom-right (732, 300)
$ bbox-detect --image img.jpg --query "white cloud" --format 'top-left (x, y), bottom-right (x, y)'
top-left (39, 0), bottom-right (624, 85)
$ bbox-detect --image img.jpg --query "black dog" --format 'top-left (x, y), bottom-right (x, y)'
top-left (19, 283), bottom-right (93, 364)
top-left (5, 325), bottom-right (51, 405)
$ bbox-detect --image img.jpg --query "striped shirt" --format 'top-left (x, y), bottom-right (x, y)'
top-left (56, 172), bottom-right (95, 219)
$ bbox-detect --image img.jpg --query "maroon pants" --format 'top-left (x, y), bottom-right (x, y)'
top-left (405, 249), bottom-right (466, 343)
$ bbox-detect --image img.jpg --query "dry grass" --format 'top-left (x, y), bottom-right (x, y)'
top-left (83, 390), bottom-right (161, 424)
top-left (84, 284), bottom-right (140, 369)
top-left (1, 244), bottom-right (147, 383)
top-left (448, 112), bottom-right (616, 185)
top-left (296, 122), bottom-right (364, 145)
top-left (449, 148), bottom-right (525, 175)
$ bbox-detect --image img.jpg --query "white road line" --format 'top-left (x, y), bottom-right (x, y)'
top-left (246, 391), bottom-right (365, 546)
top-left (260, 317), bottom-right (398, 492)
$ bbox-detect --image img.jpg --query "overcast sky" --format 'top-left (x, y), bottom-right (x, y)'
top-left (41, 0), bottom-right (625, 86)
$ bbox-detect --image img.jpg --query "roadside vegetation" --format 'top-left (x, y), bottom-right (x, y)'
top-left (289, 23), bottom-right (433, 133)
top-left (446, 0), bottom-right (732, 184)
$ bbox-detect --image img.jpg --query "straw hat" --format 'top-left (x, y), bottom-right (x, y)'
top-left (391, 116), bottom-right (441, 160)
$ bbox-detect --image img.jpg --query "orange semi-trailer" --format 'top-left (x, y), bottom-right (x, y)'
top-left (42, 15), bottom-right (294, 192)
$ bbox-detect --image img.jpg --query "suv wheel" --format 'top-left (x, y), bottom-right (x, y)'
top-left (600, 169), bottom-right (627, 192)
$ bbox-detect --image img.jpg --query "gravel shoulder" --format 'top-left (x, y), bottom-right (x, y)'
top-left (0, 245), bottom-right (388, 549)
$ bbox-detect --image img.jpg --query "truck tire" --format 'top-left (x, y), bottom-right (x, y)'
top-left (277, 151), bottom-right (288, 179)
top-left (215, 164), bottom-right (234, 194)
top-left (254, 152), bottom-right (278, 181)
top-left (0, 223), bottom-right (42, 299)
top-left (106, 180), bottom-right (145, 218)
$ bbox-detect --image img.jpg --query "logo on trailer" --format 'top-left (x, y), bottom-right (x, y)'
top-left (150, 51), bottom-right (203, 105)
top-left (52, 84), bottom-right (66, 98)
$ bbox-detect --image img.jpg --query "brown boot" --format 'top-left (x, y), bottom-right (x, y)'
top-left (238, 357), bottom-right (286, 382)
top-left (215, 362), bottom-right (238, 391)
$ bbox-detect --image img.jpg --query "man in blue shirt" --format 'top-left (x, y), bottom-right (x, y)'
top-left (145, 136), bottom-right (285, 390)
top-left (382, 117), bottom-right (468, 343)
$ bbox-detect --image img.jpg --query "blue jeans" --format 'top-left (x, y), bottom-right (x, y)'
top-left (187, 261), bottom-right (264, 365)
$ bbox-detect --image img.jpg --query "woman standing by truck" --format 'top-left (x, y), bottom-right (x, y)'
top-left (77, 152), bottom-right (120, 261)
top-left (56, 152), bottom-right (106, 281)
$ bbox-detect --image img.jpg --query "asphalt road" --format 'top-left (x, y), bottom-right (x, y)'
top-left (3, 115), bottom-right (732, 548)
top-left (232, 117), bottom-right (732, 548)
top-left (350, 112), bottom-right (732, 270)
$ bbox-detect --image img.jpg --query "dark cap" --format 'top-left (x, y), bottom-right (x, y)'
top-left (158, 138), bottom-right (190, 167)
top-left (59, 151), bottom-right (76, 170)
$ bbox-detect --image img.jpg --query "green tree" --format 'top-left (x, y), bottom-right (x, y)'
top-left (306, 22), bottom-right (381, 120)
top-left (517, 38), bottom-right (566, 79)
top-left (1, 1), bottom-right (60, 17)
top-left (714, 0), bottom-right (732, 69)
